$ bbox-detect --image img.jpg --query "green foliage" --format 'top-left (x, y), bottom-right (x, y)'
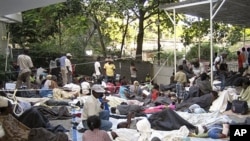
top-left (185, 43), bottom-right (215, 61)
top-left (181, 19), bottom-right (243, 47)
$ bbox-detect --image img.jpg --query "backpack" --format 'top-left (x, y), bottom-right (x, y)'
top-left (231, 99), bottom-right (248, 115)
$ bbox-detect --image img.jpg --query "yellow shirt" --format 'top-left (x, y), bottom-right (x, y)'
top-left (104, 63), bottom-right (116, 77)
top-left (174, 71), bottom-right (187, 84)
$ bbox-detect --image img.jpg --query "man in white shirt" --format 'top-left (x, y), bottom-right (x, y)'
top-left (80, 77), bottom-right (90, 95)
top-left (60, 54), bottom-right (67, 86)
top-left (81, 84), bottom-right (112, 131)
top-left (212, 51), bottom-right (228, 91)
top-left (16, 49), bottom-right (34, 89)
top-left (65, 53), bottom-right (73, 84)
top-left (94, 56), bottom-right (102, 84)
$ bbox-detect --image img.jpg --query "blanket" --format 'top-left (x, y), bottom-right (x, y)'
top-left (148, 109), bottom-right (196, 131)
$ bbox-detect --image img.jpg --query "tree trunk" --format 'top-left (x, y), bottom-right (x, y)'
top-left (120, 15), bottom-right (130, 58)
top-left (136, 13), bottom-right (145, 60)
top-left (94, 15), bottom-right (107, 57)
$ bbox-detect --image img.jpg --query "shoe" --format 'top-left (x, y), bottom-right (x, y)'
top-left (78, 128), bottom-right (87, 133)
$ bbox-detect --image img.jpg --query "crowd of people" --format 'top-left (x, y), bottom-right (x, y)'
top-left (1, 47), bottom-right (250, 141)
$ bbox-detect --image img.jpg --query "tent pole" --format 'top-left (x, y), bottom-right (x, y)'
top-left (198, 17), bottom-right (201, 61)
top-left (164, 9), bottom-right (176, 74)
top-left (173, 9), bottom-right (177, 74)
top-left (210, 0), bottom-right (214, 86)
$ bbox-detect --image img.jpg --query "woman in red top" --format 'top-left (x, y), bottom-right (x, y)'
top-left (151, 83), bottom-right (160, 101)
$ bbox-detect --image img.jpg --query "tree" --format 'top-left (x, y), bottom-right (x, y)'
top-left (129, 0), bottom-right (178, 60)
top-left (181, 18), bottom-right (243, 47)
top-left (8, 0), bottom-right (83, 48)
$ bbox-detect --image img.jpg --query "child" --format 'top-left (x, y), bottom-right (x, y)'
top-left (174, 65), bottom-right (187, 103)
top-left (151, 83), bottom-right (160, 101)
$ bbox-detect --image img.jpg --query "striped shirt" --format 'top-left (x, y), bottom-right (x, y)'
top-left (17, 54), bottom-right (33, 73)
top-left (82, 129), bottom-right (112, 141)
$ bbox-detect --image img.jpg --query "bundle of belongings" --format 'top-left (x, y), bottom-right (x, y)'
top-left (0, 90), bottom-right (71, 141)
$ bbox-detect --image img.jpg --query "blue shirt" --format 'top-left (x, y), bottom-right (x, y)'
top-left (60, 56), bottom-right (66, 67)
top-left (119, 86), bottom-right (129, 100)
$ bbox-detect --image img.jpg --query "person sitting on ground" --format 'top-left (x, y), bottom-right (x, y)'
top-left (151, 83), bottom-right (160, 102)
top-left (118, 80), bottom-right (134, 100)
top-left (44, 76), bottom-right (78, 100)
top-left (188, 72), bottom-right (212, 98)
top-left (242, 66), bottom-right (250, 78)
top-left (39, 75), bottom-right (58, 97)
top-left (190, 58), bottom-right (205, 77)
top-left (129, 81), bottom-right (142, 96)
top-left (82, 115), bottom-right (112, 141)
top-left (81, 84), bottom-right (112, 131)
top-left (239, 79), bottom-right (250, 108)
top-left (79, 76), bottom-right (91, 95)
top-left (145, 73), bottom-right (151, 83)
top-left (195, 72), bottom-right (212, 96)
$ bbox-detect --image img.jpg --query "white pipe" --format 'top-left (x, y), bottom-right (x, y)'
top-left (5, 32), bottom-right (10, 72)
top-left (174, 9), bottom-right (177, 74)
top-left (210, 0), bottom-right (214, 86)
top-left (212, 0), bottom-right (226, 19)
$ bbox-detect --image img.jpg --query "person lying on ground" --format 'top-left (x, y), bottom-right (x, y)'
top-left (110, 102), bottom-right (145, 117)
top-left (191, 123), bottom-right (230, 139)
top-left (176, 91), bottom-right (219, 112)
top-left (116, 112), bottom-right (144, 129)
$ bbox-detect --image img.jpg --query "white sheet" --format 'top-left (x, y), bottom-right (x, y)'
top-left (209, 88), bottom-right (239, 113)
top-left (176, 111), bottom-right (232, 126)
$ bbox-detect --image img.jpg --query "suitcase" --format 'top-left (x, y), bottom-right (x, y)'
top-left (231, 99), bottom-right (248, 115)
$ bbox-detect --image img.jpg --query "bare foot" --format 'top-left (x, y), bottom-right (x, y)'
top-left (222, 123), bottom-right (229, 136)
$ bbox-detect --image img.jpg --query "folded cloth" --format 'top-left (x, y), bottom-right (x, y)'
top-left (0, 96), bottom-right (9, 107)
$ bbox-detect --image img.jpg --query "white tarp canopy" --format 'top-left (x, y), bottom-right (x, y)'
top-left (0, 0), bottom-right (66, 23)
top-left (160, 0), bottom-right (250, 28)
top-left (159, 0), bottom-right (250, 84)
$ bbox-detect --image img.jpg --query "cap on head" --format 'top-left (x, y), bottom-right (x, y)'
top-left (66, 53), bottom-right (72, 57)
top-left (46, 75), bottom-right (52, 80)
top-left (91, 84), bottom-right (105, 93)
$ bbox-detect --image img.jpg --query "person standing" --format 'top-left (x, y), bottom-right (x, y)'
top-left (103, 59), bottom-right (116, 84)
top-left (247, 48), bottom-right (250, 65)
top-left (237, 51), bottom-right (244, 74)
top-left (174, 65), bottom-right (187, 103)
top-left (65, 53), bottom-right (73, 84)
top-left (242, 47), bottom-right (249, 69)
top-left (213, 51), bottom-right (228, 90)
top-left (60, 54), bottom-right (67, 86)
top-left (130, 61), bottom-right (137, 84)
top-left (16, 49), bottom-right (34, 89)
top-left (94, 56), bottom-right (102, 84)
